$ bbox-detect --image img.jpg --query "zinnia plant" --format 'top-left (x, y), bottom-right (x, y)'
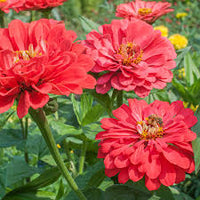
top-left (96, 99), bottom-right (197, 190)
top-left (83, 19), bottom-right (176, 98)
top-left (116, 0), bottom-right (173, 24)
top-left (0, 19), bottom-right (96, 118)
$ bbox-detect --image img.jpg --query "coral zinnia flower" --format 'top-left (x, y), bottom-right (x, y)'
top-left (13, 0), bottom-right (67, 12)
top-left (116, 0), bottom-right (173, 24)
top-left (0, 0), bottom-right (23, 13)
top-left (0, 19), bottom-right (96, 118)
top-left (83, 19), bottom-right (176, 97)
top-left (96, 99), bottom-right (197, 190)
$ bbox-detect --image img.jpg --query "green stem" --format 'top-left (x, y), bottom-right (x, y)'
top-left (41, 8), bottom-right (52, 19)
top-left (63, 139), bottom-right (77, 177)
top-left (0, 11), bottom-right (5, 28)
top-left (31, 10), bottom-right (36, 22)
top-left (29, 108), bottom-right (86, 200)
top-left (116, 90), bottom-right (123, 108)
top-left (78, 140), bottom-right (87, 175)
top-left (19, 118), bottom-right (30, 182)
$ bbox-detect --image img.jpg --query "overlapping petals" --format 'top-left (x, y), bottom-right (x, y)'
top-left (0, 0), bottom-right (23, 13)
top-left (0, 19), bottom-right (96, 118)
top-left (13, 0), bottom-right (67, 11)
top-left (96, 99), bottom-right (197, 190)
top-left (83, 19), bottom-right (176, 97)
top-left (116, 0), bottom-right (173, 24)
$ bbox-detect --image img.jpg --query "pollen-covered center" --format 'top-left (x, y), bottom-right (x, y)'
top-left (0, 0), bottom-right (6, 3)
top-left (138, 8), bottom-right (152, 16)
top-left (117, 42), bottom-right (143, 66)
top-left (13, 44), bottom-right (42, 63)
top-left (137, 114), bottom-right (164, 140)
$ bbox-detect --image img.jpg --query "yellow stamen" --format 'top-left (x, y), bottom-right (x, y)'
top-left (138, 8), bottom-right (152, 16)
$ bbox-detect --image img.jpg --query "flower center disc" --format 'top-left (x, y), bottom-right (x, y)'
top-left (13, 44), bottom-right (42, 63)
top-left (117, 42), bottom-right (143, 66)
top-left (0, 0), bottom-right (6, 3)
top-left (138, 8), bottom-right (152, 16)
top-left (137, 114), bottom-right (164, 140)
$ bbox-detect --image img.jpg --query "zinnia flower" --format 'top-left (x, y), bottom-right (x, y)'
top-left (116, 0), bottom-right (173, 24)
top-left (154, 25), bottom-right (168, 37)
top-left (169, 34), bottom-right (188, 50)
top-left (13, 0), bottom-right (67, 12)
top-left (96, 99), bottom-right (197, 190)
top-left (83, 19), bottom-right (176, 97)
top-left (0, 0), bottom-right (23, 13)
top-left (0, 19), bottom-right (96, 118)
top-left (176, 12), bottom-right (188, 19)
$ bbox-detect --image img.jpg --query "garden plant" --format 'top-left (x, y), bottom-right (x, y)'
top-left (0, 0), bottom-right (200, 200)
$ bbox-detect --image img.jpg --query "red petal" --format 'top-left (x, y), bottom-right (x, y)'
top-left (0, 95), bottom-right (15, 114)
top-left (17, 91), bottom-right (30, 118)
top-left (145, 176), bottom-right (161, 191)
top-left (118, 168), bottom-right (129, 184)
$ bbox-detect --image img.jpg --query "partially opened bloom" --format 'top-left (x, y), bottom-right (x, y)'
top-left (83, 19), bottom-right (176, 97)
top-left (116, 0), bottom-right (173, 24)
top-left (0, 19), bottom-right (96, 118)
top-left (96, 99), bottom-right (197, 190)
top-left (13, 0), bottom-right (67, 12)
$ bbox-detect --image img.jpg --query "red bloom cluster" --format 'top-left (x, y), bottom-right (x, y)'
top-left (116, 0), bottom-right (173, 24)
top-left (96, 99), bottom-right (197, 190)
top-left (0, 19), bottom-right (96, 118)
top-left (83, 19), bottom-right (176, 97)
top-left (14, 0), bottom-right (67, 11)
top-left (0, 0), bottom-right (22, 13)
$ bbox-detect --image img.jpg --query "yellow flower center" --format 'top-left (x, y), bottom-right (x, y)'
top-left (137, 114), bottom-right (164, 140)
top-left (117, 42), bottom-right (143, 66)
top-left (13, 44), bottom-right (42, 63)
top-left (0, 0), bottom-right (6, 3)
top-left (138, 8), bottom-right (152, 16)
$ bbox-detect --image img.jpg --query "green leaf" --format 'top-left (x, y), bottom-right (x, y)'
top-left (56, 179), bottom-right (65, 200)
top-left (80, 93), bottom-right (93, 121)
top-left (71, 94), bottom-right (82, 125)
top-left (3, 190), bottom-right (55, 200)
top-left (81, 104), bottom-right (105, 126)
top-left (0, 129), bottom-right (24, 148)
top-left (192, 110), bottom-right (200, 173)
top-left (184, 53), bottom-right (200, 86)
top-left (82, 123), bottom-right (103, 140)
top-left (79, 16), bottom-right (100, 33)
top-left (0, 156), bottom-right (39, 188)
top-left (175, 46), bottom-right (191, 67)
top-left (170, 187), bottom-right (194, 200)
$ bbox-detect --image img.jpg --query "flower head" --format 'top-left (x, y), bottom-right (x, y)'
top-left (0, 0), bottom-right (23, 13)
top-left (176, 12), bottom-right (188, 19)
top-left (169, 34), bottom-right (188, 50)
top-left (154, 25), bottom-right (168, 37)
top-left (13, 0), bottom-right (67, 11)
top-left (96, 99), bottom-right (197, 190)
top-left (83, 19), bottom-right (176, 98)
top-left (116, 0), bottom-right (173, 24)
top-left (0, 19), bottom-right (96, 118)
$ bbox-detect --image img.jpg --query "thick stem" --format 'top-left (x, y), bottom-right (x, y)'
top-left (29, 108), bottom-right (86, 200)
top-left (78, 140), bottom-right (87, 175)
top-left (117, 90), bottom-right (123, 108)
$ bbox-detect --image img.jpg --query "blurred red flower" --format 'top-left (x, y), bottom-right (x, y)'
top-left (13, 0), bottom-right (67, 11)
top-left (0, 0), bottom-right (23, 13)
top-left (116, 0), bottom-right (173, 24)
top-left (96, 99), bottom-right (197, 190)
top-left (0, 19), bottom-right (96, 118)
top-left (83, 19), bottom-right (176, 97)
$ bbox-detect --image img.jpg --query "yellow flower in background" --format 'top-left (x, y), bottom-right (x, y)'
top-left (183, 102), bottom-right (199, 112)
top-left (169, 34), bottom-right (188, 50)
top-left (176, 12), bottom-right (188, 19)
top-left (57, 144), bottom-right (61, 149)
top-left (154, 25), bottom-right (168, 37)
top-left (177, 68), bottom-right (185, 79)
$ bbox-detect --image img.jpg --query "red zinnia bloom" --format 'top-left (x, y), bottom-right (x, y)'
top-left (0, 19), bottom-right (96, 118)
top-left (96, 99), bottom-right (197, 190)
top-left (83, 19), bottom-right (176, 97)
top-left (116, 0), bottom-right (173, 24)
top-left (13, 0), bottom-right (67, 11)
top-left (0, 0), bottom-right (23, 13)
